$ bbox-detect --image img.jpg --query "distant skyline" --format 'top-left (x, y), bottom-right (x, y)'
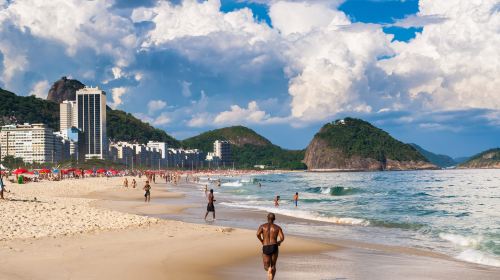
top-left (0, 0), bottom-right (499, 158)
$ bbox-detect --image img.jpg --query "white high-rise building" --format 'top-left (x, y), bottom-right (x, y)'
top-left (76, 86), bottom-right (107, 160)
top-left (214, 140), bottom-right (231, 163)
top-left (0, 123), bottom-right (58, 163)
top-left (60, 100), bottom-right (77, 134)
top-left (147, 141), bottom-right (167, 159)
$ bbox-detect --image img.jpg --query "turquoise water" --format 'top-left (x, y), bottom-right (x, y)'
top-left (212, 169), bottom-right (500, 267)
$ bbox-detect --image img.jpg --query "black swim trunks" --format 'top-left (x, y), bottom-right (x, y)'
top-left (262, 244), bottom-right (279, 256)
top-left (207, 202), bottom-right (215, 212)
top-left (144, 190), bottom-right (150, 197)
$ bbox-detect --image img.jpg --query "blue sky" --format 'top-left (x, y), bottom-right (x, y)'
top-left (0, 0), bottom-right (499, 158)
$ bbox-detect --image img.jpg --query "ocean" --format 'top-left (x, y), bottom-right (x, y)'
top-left (200, 169), bottom-right (500, 268)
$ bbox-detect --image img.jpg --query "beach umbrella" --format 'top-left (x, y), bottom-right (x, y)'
top-left (74, 170), bottom-right (82, 175)
top-left (66, 168), bottom-right (76, 172)
top-left (96, 168), bottom-right (106, 174)
top-left (61, 169), bottom-right (69, 174)
top-left (13, 168), bottom-right (29, 174)
top-left (39, 168), bottom-right (51, 174)
top-left (85, 169), bottom-right (93, 174)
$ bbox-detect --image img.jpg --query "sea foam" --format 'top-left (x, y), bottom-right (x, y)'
top-left (457, 249), bottom-right (500, 267)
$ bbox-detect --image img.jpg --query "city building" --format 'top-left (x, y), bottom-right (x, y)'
top-left (147, 141), bottom-right (167, 159)
top-left (59, 100), bottom-right (77, 134)
top-left (0, 123), bottom-right (60, 163)
top-left (76, 86), bottom-right (107, 160)
top-left (214, 140), bottom-right (231, 163)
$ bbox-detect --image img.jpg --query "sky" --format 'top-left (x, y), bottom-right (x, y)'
top-left (0, 0), bottom-right (499, 158)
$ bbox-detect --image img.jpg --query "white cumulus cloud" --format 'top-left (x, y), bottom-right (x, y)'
top-left (148, 100), bottom-right (167, 114)
top-left (109, 87), bottom-right (128, 109)
top-left (29, 80), bottom-right (49, 98)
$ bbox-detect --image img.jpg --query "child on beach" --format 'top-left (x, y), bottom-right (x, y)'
top-left (143, 181), bottom-right (151, 202)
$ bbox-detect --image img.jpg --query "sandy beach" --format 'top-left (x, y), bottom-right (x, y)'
top-left (0, 176), bottom-right (499, 279)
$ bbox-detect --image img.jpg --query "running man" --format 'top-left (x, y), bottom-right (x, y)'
top-left (293, 192), bottom-right (299, 207)
top-left (143, 180), bottom-right (151, 202)
top-left (256, 213), bottom-right (285, 280)
top-left (204, 189), bottom-right (216, 220)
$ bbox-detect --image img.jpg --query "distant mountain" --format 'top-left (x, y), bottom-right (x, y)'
top-left (409, 144), bottom-right (456, 168)
top-left (304, 118), bottom-right (437, 171)
top-left (46, 76), bottom-right (85, 103)
top-left (458, 148), bottom-right (500, 169)
top-left (0, 85), bottom-right (179, 147)
top-left (454, 157), bottom-right (470, 164)
top-left (182, 126), bottom-right (306, 169)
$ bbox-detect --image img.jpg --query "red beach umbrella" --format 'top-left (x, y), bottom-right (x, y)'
top-left (66, 168), bottom-right (77, 172)
top-left (74, 170), bottom-right (82, 175)
top-left (85, 170), bottom-right (93, 174)
top-left (96, 168), bottom-right (106, 174)
top-left (39, 168), bottom-right (51, 174)
top-left (13, 168), bottom-right (29, 174)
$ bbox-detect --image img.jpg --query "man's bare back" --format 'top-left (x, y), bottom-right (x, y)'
top-left (257, 213), bottom-right (284, 280)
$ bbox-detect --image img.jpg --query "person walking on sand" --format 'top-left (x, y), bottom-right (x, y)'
top-left (257, 213), bottom-right (285, 280)
top-left (204, 189), bottom-right (216, 221)
top-left (123, 178), bottom-right (128, 188)
top-left (131, 179), bottom-right (136, 188)
top-left (0, 176), bottom-right (6, 200)
top-left (293, 192), bottom-right (299, 207)
top-left (143, 181), bottom-right (151, 202)
top-left (274, 195), bottom-right (280, 207)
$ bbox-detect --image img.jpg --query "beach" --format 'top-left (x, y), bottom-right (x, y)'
top-left (0, 175), bottom-right (499, 279)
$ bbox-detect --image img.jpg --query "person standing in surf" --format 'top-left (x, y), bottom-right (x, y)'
top-left (293, 192), bottom-right (299, 207)
top-left (204, 189), bottom-right (216, 221)
top-left (256, 213), bottom-right (285, 280)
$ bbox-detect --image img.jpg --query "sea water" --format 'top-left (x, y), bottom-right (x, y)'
top-left (210, 169), bottom-right (500, 267)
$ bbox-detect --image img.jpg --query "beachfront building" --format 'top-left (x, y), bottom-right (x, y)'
top-left (214, 140), bottom-right (231, 163)
top-left (166, 148), bottom-right (205, 169)
top-left (0, 123), bottom-right (65, 163)
top-left (109, 142), bottom-right (135, 167)
top-left (147, 141), bottom-right (168, 168)
top-left (60, 100), bottom-right (77, 133)
top-left (76, 86), bottom-right (107, 160)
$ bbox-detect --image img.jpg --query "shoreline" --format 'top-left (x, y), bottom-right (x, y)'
top-left (1, 176), bottom-right (499, 279)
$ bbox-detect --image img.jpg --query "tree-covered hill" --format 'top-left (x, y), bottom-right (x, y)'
top-left (304, 118), bottom-right (435, 171)
top-left (182, 126), bottom-right (306, 169)
top-left (458, 148), bottom-right (500, 169)
top-left (410, 144), bottom-right (456, 168)
top-left (0, 87), bottom-right (179, 147)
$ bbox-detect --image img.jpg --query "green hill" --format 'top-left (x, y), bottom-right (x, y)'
top-left (304, 118), bottom-right (436, 171)
top-left (458, 148), bottom-right (500, 169)
top-left (182, 126), bottom-right (306, 169)
top-left (0, 87), bottom-right (179, 147)
top-left (410, 144), bottom-right (456, 168)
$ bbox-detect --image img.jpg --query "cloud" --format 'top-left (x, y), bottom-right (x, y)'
top-left (147, 100), bottom-right (167, 114)
top-left (181, 80), bottom-right (192, 97)
top-left (109, 87), bottom-right (128, 109)
top-left (152, 112), bottom-right (171, 126)
top-left (213, 101), bottom-right (287, 125)
top-left (28, 80), bottom-right (49, 98)
top-left (391, 14), bottom-right (447, 28)
top-left (379, 0), bottom-right (500, 111)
